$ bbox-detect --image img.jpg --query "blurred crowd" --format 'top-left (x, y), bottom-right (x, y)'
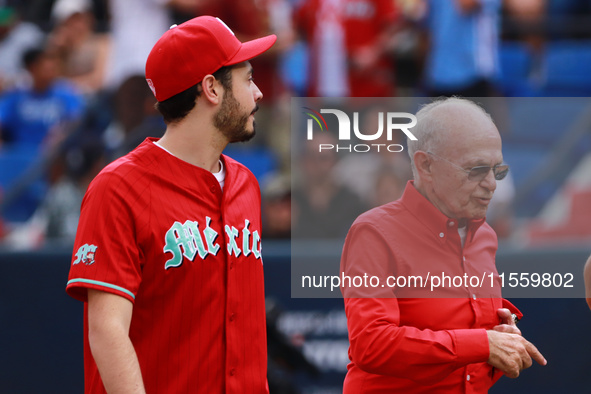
top-left (1, 0), bottom-right (591, 249)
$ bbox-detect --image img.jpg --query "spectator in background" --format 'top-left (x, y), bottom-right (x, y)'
top-left (48, 0), bottom-right (110, 96)
top-left (503, 0), bottom-right (545, 51)
top-left (292, 133), bottom-right (366, 238)
top-left (0, 6), bottom-right (44, 92)
top-left (333, 104), bottom-right (412, 206)
top-left (262, 173), bottom-right (291, 239)
top-left (102, 74), bottom-right (163, 160)
top-left (422, 0), bottom-right (502, 97)
top-left (372, 166), bottom-right (406, 207)
top-left (295, 0), bottom-right (401, 97)
top-left (103, 0), bottom-right (201, 93)
top-left (0, 46), bottom-right (85, 223)
top-left (102, 0), bottom-right (173, 92)
top-left (0, 46), bottom-right (84, 152)
top-left (5, 138), bottom-right (106, 248)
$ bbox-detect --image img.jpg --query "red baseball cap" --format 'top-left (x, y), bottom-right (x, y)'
top-left (145, 16), bottom-right (277, 102)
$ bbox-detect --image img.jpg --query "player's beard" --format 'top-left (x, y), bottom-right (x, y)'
top-left (213, 88), bottom-right (257, 143)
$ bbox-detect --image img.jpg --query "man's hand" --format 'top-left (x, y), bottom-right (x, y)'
top-left (493, 308), bottom-right (521, 335)
top-left (487, 330), bottom-right (547, 378)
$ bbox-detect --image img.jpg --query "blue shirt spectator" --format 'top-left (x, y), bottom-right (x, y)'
top-left (0, 47), bottom-right (84, 152)
top-left (424, 0), bottom-right (501, 96)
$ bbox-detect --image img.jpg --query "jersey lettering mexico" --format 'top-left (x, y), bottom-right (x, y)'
top-left (66, 138), bottom-right (268, 393)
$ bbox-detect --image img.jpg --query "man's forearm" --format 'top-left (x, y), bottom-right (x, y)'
top-left (88, 324), bottom-right (145, 394)
top-left (88, 289), bottom-right (145, 394)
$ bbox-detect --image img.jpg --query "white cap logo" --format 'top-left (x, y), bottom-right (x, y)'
top-left (215, 17), bottom-right (235, 36)
top-left (146, 79), bottom-right (156, 96)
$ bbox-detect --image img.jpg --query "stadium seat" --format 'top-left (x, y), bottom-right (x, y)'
top-left (501, 143), bottom-right (555, 217)
top-left (495, 42), bottom-right (536, 96)
top-left (502, 144), bottom-right (548, 187)
top-left (539, 40), bottom-right (591, 96)
top-left (503, 97), bottom-right (590, 146)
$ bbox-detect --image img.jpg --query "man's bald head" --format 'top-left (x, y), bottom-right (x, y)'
top-left (408, 97), bottom-right (505, 224)
top-left (407, 97), bottom-right (500, 179)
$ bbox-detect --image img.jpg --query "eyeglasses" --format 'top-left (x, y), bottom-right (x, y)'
top-left (426, 151), bottom-right (509, 182)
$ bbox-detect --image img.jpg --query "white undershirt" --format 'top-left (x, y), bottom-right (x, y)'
top-left (458, 226), bottom-right (467, 247)
top-left (213, 160), bottom-right (226, 191)
top-left (153, 141), bottom-right (226, 190)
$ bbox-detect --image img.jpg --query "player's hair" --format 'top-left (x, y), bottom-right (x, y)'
top-left (22, 47), bottom-right (45, 69)
top-left (155, 66), bottom-right (233, 124)
top-left (407, 97), bottom-right (493, 179)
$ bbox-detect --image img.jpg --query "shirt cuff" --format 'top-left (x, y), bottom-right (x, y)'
top-left (66, 278), bottom-right (136, 303)
top-left (452, 328), bottom-right (490, 365)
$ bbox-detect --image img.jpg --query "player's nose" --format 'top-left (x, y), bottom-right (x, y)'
top-left (253, 82), bottom-right (263, 102)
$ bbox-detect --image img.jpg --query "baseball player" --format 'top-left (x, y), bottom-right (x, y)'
top-left (66, 16), bottom-right (276, 393)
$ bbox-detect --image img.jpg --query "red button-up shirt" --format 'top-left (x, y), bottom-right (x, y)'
top-left (340, 181), bottom-right (521, 393)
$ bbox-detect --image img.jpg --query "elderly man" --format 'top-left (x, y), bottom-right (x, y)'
top-left (340, 97), bottom-right (546, 393)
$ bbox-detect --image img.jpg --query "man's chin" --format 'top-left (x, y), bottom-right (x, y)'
top-left (471, 209), bottom-right (488, 221)
top-left (230, 128), bottom-right (256, 143)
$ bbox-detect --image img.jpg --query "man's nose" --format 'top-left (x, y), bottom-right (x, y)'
top-left (253, 82), bottom-right (263, 102)
top-left (480, 168), bottom-right (497, 192)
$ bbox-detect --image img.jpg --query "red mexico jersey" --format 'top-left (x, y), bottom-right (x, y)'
top-left (66, 138), bottom-right (268, 394)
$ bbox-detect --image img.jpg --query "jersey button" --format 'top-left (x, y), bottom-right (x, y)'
top-left (209, 184), bottom-right (216, 193)
top-left (229, 368), bottom-right (236, 376)
top-left (230, 313), bottom-right (236, 322)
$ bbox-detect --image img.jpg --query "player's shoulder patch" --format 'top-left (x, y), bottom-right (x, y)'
top-left (73, 243), bottom-right (98, 266)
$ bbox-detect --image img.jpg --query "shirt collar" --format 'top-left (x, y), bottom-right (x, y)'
top-left (400, 181), bottom-right (486, 244)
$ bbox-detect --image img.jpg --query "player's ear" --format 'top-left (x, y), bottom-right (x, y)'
top-left (414, 151), bottom-right (434, 181)
top-left (201, 74), bottom-right (222, 105)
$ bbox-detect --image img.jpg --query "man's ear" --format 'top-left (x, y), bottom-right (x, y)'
top-left (414, 151), bottom-right (433, 181)
top-left (200, 74), bottom-right (223, 105)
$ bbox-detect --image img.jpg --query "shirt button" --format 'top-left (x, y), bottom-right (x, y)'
top-left (463, 256), bottom-right (466, 261)
top-left (439, 232), bottom-right (444, 238)
top-left (210, 184), bottom-right (216, 193)
top-left (466, 374), bottom-right (471, 381)
top-left (230, 313), bottom-right (236, 322)
top-left (472, 294), bottom-right (477, 300)
top-left (230, 262), bottom-right (234, 270)
top-left (448, 221), bottom-right (455, 227)
top-left (229, 368), bottom-right (236, 376)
